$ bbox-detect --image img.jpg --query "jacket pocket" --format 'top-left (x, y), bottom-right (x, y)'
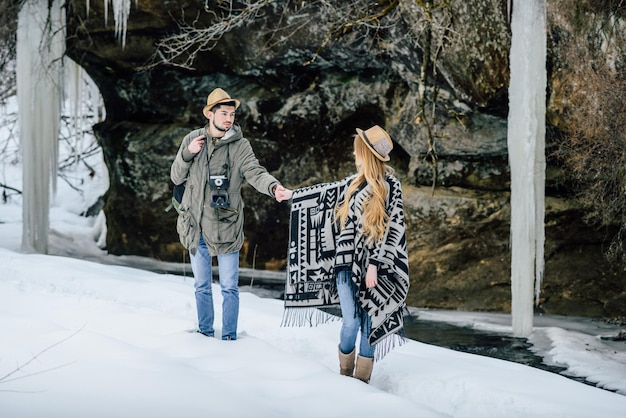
top-left (216, 208), bottom-right (240, 244)
top-left (176, 206), bottom-right (195, 249)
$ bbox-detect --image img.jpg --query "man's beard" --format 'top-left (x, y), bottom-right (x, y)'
top-left (212, 119), bottom-right (228, 133)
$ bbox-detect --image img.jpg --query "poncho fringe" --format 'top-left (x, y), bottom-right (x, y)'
top-left (280, 307), bottom-right (340, 328)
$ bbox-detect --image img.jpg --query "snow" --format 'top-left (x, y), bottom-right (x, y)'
top-left (1, 140), bottom-right (626, 418)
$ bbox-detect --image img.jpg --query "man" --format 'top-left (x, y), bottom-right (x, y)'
top-left (171, 87), bottom-right (287, 340)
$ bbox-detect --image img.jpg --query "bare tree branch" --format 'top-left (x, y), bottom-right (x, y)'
top-left (0, 328), bottom-right (82, 391)
top-left (304, 0), bottom-right (400, 65)
top-left (0, 0), bottom-right (27, 101)
top-left (552, 0), bottom-right (626, 264)
top-left (139, 0), bottom-right (275, 71)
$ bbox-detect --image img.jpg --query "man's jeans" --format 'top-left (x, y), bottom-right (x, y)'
top-left (189, 235), bottom-right (239, 340)
top-left (336, 270), bottom-right (375, 358)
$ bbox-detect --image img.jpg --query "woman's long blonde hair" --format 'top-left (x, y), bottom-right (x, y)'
top-left (335, 134), bottom-right (393, 244)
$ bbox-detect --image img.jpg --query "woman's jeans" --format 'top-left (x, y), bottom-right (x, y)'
top-left (189, 235), bottom-right (239, 340)
top-left (336, 270), bottom-right (375, 358)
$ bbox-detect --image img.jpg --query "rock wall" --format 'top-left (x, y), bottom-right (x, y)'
top-left (64, 0), bottom-right (625, 318)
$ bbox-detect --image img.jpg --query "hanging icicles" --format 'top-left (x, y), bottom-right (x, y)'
top-left (507, 0), bottom-right (547, 338)
top-left (67, 59), bottom-right (82, 155)
top-left (104, 0), bottom-right (135, 48)
top-left (16, 1), bottom-right (124, 255)
top-left (16, 0), bottom-right (65, 254)
top-left (62, 58), bottom-right (107, 169)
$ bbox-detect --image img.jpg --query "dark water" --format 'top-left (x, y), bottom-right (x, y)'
top-left (402, 315), bottom-right (598, 388)
top-left (320, 306), bottom-right (569, 375)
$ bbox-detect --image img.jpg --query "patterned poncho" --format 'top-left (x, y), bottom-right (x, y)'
top-left (282, 174), bottom-right (410, 360)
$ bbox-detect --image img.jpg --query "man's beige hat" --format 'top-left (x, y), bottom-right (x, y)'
top-left (356, 125), bottom-right (393, 161)
top-left (202, 88), bottom-right (241, 118)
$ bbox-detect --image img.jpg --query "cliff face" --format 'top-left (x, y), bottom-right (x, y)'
top-left (64, 0), bottom-right (625, 318)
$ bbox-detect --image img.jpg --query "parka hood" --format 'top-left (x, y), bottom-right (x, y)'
top-left (207, 123), bottom-right (243, 146)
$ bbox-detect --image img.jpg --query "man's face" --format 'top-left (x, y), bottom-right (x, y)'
top-left (209, 105), bottom-right (236, 133)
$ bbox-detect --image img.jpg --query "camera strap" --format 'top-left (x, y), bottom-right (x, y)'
top-left (207, 138), bottom-right (231, 181)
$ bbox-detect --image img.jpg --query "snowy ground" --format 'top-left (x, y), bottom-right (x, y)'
top-left (2, 149), bottom-right (626, 417)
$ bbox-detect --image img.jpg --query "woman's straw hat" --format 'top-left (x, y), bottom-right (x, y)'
top-left (356, 125), bottom-right (393, 161)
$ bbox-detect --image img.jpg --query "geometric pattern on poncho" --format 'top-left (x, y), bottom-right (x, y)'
top-left (283, 174), bottom-right (409, 351)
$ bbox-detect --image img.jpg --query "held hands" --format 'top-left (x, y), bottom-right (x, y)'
top-left (365, 264), bottom-right (378, 288)
top-left (274, 185), bottom-right (293, 203)
top-left (188, 135), bottom-right (206, 154)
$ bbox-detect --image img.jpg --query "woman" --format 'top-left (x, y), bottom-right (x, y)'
top-left (277, 125), bottom-right (409, 384)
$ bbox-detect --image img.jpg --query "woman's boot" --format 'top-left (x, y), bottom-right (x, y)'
top-left (338, 345), bottom-right (355, 377)
top-left (354, 355), bottom-right (374, 383)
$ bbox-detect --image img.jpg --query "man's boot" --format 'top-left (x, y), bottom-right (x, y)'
top-left (354, 354), bottom-right (374, 383)
top-left (338, 345), bottom-right (355, 377)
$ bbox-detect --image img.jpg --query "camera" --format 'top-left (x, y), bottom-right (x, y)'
top-left (209, 175), bottom-right (230, 208)
top-left (209, 175), bottom-right (229, 190)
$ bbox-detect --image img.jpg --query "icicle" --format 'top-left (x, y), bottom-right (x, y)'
top-left (104, 0), bottom-right (108, 27)
top-left (84, 1), bottom-right (134, 47)
top-left (94, 81), bottom-right (106, 122)
top-left (62, 58), bottom-right (106, 160)
top-left (507, 0), bottom-right (547, 338)
top-left (66, 59), bottom-right (82, 163)
top-left (16, 0), bottom-right (65, 254)
top-left (106, 0), bottom-right (133, 48)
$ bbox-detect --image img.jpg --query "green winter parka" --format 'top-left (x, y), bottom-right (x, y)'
top-left (170, 124), bottom-right (280, 254)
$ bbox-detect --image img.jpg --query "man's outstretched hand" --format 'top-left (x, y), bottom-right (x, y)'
top-left (274, 185), bottom-right (293, 202)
